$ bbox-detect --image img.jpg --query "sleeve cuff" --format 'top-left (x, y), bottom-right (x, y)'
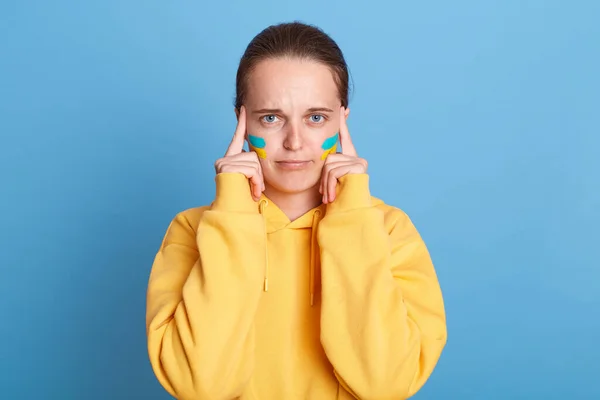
top-left (211, 173), bottom-right (259, 213)
top-left (326, 173), bottom-right (372, 213)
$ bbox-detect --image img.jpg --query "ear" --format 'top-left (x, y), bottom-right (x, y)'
top-left (344, 106), bottom-right (350, 120)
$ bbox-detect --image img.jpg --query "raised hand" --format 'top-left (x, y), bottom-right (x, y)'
top-left (214, 106), bottom-right (265, 201)
top-left (319, 106), bottom-right (368, 204)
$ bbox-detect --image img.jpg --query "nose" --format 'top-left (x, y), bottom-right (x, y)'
top-left (282, 123), bottom-right (303, 151)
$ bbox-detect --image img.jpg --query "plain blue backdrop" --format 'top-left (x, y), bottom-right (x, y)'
top-left (1, 0), bottom-right (598, 399)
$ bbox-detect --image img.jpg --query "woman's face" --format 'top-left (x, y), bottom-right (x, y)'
top-left (242, 58), bottom-right (348, 195)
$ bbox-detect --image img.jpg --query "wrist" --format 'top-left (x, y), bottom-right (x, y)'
top-left (326, 174), bottom-right (372, 213)
top-left (211, 173), bottom-right (259, 213)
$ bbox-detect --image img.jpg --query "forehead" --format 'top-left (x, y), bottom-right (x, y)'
top-left (245, 58), bottom-right (340, 109)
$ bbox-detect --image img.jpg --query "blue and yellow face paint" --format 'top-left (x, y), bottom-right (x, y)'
top-left (320, 132), bottom-right (339, 160)
top-left (248, 135), bottom-right (267, 159)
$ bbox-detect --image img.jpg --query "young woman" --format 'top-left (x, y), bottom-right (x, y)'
top-left (146, 22), bottom-right (447, 400)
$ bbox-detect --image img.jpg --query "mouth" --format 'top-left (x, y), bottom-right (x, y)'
top-left (275, 160), bottom-right (312, 170)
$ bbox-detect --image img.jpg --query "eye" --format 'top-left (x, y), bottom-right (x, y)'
top-left (309, 114), bottom-right (325, 124)
top-left (262, 114), bottom-right (279, 124)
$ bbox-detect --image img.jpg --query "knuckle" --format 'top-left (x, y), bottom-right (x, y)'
top-left (214, 160), bottom-right (224, 172)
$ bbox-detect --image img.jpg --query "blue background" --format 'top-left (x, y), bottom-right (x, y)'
top-left (1, 1), bottom-right (598, 399)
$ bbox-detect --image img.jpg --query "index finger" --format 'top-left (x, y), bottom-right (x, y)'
top-left (339, 106), bottom-right (357, 157)
top-left (225, 105), bottom-right (247, 156)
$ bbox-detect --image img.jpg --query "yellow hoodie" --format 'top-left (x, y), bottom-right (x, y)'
top-left (146, 173), bottom-right (447, 400)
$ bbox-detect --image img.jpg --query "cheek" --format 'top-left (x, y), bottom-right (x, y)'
top-left (319, 132), bottom-right (339, 160)
top-left (247, 134), bottom-right (267, 159)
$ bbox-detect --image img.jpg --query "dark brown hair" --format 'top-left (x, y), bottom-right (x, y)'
top-left (235, 22), bottom-right (351, 110)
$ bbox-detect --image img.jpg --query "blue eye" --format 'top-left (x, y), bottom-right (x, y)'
top-left (310, 115), bottom-right (324, 123)
top-left (262, 115), bottom-right (278, 123)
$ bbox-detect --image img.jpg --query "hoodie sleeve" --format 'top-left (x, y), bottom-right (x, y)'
top-left (317, 174), bottom-right (447, 400)
top-left (146, 173), bottom-right (266, 400)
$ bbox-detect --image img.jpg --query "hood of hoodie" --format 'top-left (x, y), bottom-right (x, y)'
top-left (258, 194), bottom-right (385, 233)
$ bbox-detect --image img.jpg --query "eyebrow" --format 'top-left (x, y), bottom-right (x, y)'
top-left (252, 107), bottom-right (335, 114)
top-left (307, 107), bottom-right (334, 113)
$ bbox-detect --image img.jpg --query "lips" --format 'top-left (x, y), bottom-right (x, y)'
top-left (275, 160), bottom-right (311, 170)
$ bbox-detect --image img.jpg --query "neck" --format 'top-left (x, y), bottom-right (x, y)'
top-left (263, 184), bottom-right (323, 221)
